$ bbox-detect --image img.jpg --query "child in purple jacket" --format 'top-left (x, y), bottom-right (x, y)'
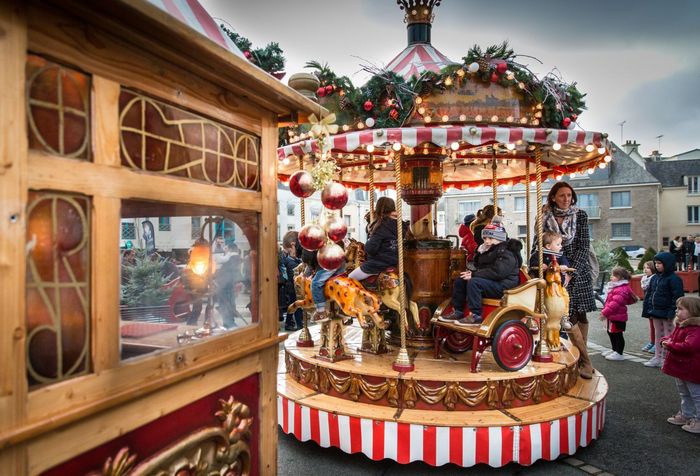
top-left (600, 266), bottom-right (639, 361)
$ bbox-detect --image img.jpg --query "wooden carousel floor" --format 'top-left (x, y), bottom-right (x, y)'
top-left (277, 323), bottom-right (608, 466)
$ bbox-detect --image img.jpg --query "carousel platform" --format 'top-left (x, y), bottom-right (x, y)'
top-left (277, 324), bottom-right (608, 467)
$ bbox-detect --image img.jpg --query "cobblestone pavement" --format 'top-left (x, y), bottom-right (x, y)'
top-left (278, 294), bottom-right (700, 475)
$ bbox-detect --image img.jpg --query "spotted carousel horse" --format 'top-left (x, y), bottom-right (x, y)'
top-left (542, 258), bottom-right (570, 351)
top-left (344, 240), bottom-right (420, 328)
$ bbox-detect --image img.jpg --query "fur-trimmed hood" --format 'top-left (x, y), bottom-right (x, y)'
top-left (675, 315), bottom-right (700, 327)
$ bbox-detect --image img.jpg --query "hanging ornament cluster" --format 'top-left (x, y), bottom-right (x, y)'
top-left (321, 181), bottom-right (349, 210)
top-left (298, 223), bottom-right (326, 251)
top-left (288, 170), bottom-right (315, 198)
top-left (317, 242), bottom-right (345, 271)
top-left (323, 215), bottom-right (348, 242)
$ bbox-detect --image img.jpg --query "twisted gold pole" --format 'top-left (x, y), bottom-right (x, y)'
top-left (392, 155), bottom-right (414, 372)
top-left (525, 159), bottom-right (531, 256)
top-left (533, 146), bottom-right (552, 362)
top-left (491, 155), bottom-right (498, 210)
top-left (369, 154), bottom-right (375, 225)
top-left (296, 154), bottom-right (313, 347)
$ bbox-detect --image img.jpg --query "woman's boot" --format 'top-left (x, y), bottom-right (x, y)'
top-left (568, 324), bottom-right (593, 379)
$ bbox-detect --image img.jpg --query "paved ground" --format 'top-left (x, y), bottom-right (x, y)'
top-left (277, 294), bottom-right (700, 475)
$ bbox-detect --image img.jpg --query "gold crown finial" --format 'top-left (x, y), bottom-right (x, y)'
top-left (397, 0), bottom-right (441, 25)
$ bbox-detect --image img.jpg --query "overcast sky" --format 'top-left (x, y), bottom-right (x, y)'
top-left (201, 0), bottom-right (700, 156)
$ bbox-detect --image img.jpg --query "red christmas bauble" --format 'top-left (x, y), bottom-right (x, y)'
top-left (324, 215), bottom-right (348, 243)
top-left (321, 182), bottom-right (349, 210)
top-left (325, 85), bottom-right (334, 95)
top-left (389, 108), bottom-right (399, 120)
top-left (243, 51), bottom-right (251, 59)
top-left (289, 170), bottom-right (315, 198)
top-left (363, 100), bottom-right (374, 112)
top-left (490, 72), bottom-right (500, 82)
top-left (571, 113), bottom-right (578, 120)
top-left (317, 86), bottom-right (327, 98)
top-left (562, 117), bottom-right (572, 127)
top-left (317, 242), bottom-right (345, 271)
top-left (299, 224), bottom-right (327, 252)
top-left (496, 61), bottom-right (508, 74)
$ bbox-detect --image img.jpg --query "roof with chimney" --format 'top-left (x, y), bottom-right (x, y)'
top-left (566, 143), bottom-right (659, 187)
top-left (645, 156), bottom-right (700, 187)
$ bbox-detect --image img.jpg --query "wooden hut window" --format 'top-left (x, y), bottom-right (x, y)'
top-left (119, 89), bottom-right (260, 190)
top-left (26, 55), bottom-right (90, 160)
top-left (26, 191), bottom-right (91, 388)
top-left (120, 200), bottom-right (259, 361)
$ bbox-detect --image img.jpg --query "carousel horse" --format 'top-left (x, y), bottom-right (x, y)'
top-left (542, 259), bottom-right (569, 351)
top-left (344, 240), bottom-right (420, 328)
top-left (288, 263), bottom-right (387, 329)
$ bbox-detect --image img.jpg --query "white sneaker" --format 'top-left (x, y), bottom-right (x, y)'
top-left (605, 352), bottom-right (625, 361)
top-left (644, 357), bottom-right (663, 368)
top-left (601, 349), bottom-right (614, 357)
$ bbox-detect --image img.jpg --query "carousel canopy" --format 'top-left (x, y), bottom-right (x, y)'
top-left (385, 43), bottom-right (454, 81)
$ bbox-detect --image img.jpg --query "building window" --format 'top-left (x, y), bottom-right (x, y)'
top-left (688, 176), bottom-right (700, 195)
top-left (191, 217), bottom-right (201, 238)
top-left (458, 200), bottom-right (480, 220)
top-left (514, 196), bottom-right (526, 212)
top-left (611, 223), bottom-right (631, 239)
top-left (488, 197), bottom-right (506, 210)
top-left (158, 216), bottom-right (171, 231)
top-left (611, 191), bottom-right (631, 208)
top-left (588, 223), bottom-right (594, 240)
top-left (287, 224), bottom-right (295, 231)
top-left (578, 193), bottom-right (600, 218)
top-left (121, 222), bottom-right (135, 240)
top-left (689, 206), bottom-right (700, 224)
top-left (517, 225), bottom-right (527, 236)
top-left (287, 202), bottom-right (295, 216)
top-left (663, 236), bottom-right (669, 247)
top-left (344, 215), bottom-right (351, 226)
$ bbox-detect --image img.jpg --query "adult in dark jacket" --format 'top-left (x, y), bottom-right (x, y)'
top-left (440, 217), bottom-right (522, 325)
top-left (643, 251), bottom-right (685, 367)
top-left (349, 197), bottom-right (408, 280)
top-left (281, 231), bottom-right (303, 331)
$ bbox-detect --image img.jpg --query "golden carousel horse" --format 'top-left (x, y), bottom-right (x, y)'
top-left (542, 259), bottom-right (570, 351)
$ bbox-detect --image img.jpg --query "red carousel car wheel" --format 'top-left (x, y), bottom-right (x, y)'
top-left (445, 331), bottom-right (473, 353)
top-left (492, 320), bottom-right (533, 371)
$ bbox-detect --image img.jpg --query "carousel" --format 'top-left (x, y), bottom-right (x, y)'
top-left (277, 0), bottom-right (610, 467)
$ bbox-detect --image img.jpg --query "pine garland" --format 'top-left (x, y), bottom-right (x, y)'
top-left (220, 25), bottom-right (285, 74)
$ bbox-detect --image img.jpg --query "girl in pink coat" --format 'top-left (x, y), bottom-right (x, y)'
top-left (600, 266), bottom-right (639, 361)
top-left (662, 296), bottom-right (700, 434)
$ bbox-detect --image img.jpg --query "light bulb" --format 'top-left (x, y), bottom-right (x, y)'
top-left (450, 141), bottom-right (459, 151)
top-left (442, 114), bottom-right (449, 122)
top-left (506, 143), bottom-right (515, 150)
top-left (444, 76), bottom-right (453, 86)
top-left (459, 114), bottom-right (467, 121)
top-left (597, 147), bottom-right (606, 154)
top-left (366, 144), bottom-right (375, 153)
top-left (475, 114), bottom-right (483, 122)
top-left (604, 155), bottom-right (612, 162)
top-left (418, 106), bottom-right (426, 115)
top-left (585, 144), bottom-right (595, 152)
top-left (552, 143), bottom-right (562, 151)
top-left (424, 116), bottom-right (432, 123)
top-left (282, 157), bottom-right (290, 165)
top-left (392, 142), bottom-right (402, 151)
top-left (491, 115), bottom-right (499, 122)
top-left (415, 97), bottom-right (423, 105)
top-left (599, 163), bottom-right (607, 169)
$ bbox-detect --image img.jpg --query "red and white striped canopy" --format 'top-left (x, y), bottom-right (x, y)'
top-left (385, 43), bottom-right (454, 80)
top-left (148, 0), bottom-right (245, 58)
top-left (277, 125), bottom-right (611, 190)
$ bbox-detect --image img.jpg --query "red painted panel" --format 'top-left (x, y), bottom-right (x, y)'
top-left (42, 373), bottom-right (260, 476)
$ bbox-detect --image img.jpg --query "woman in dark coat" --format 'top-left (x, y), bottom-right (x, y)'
top-left (537, 182), bottom-right (596, 378)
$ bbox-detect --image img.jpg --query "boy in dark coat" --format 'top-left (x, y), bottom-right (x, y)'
top-left (440, 217), bottom-right (522, 325)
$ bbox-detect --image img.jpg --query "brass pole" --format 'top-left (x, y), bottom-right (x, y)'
top-left (491, 155), bottom-right (498, 210)
top-left (533, 146), bottom-right (553, 362)
top-left (392, 155), bottom-right (414, 372)
top-left (296, 154), bottom-right (313, 347)
top-left (299, 155), bottom-right (306, 227)
top-left (525, 159), bottom-right (531, 256)
top-left (369, 154), bottom-right (375, 226)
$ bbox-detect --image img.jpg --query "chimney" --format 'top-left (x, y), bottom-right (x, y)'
top-left (622, 139), bottom-right (640, 155)
top-left (649, 150), bottom-right (662, 161)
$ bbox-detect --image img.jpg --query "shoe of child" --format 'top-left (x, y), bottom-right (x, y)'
top-left (312, 309), bottom-right (330, 323)
top-left (641, 342), bottom-right (653, 352)
top-left (643, 356), bottom-right (663, 367)
top-left (605, 351), bottom-right (625, 361)
top-left (456, 314), bottom-right (482, 326)
top-left (438, 309), bottom-right (464, 322)
top-left (647, 344), bottom-right (656, 354)
top-left (667, 412), bottom-right (691, 426)
top-left (682, 419), bottom-right (700, 434)
top-left (283, 325), bottom-right (296, 331)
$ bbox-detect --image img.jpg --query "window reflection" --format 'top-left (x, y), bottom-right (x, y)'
top-left (120, 200), bottom-right (258, 360)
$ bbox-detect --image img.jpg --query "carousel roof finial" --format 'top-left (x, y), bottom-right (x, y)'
top-left (397, 0), bottom-right (441, 25)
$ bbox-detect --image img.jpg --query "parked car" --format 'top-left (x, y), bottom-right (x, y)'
top-left (619, 245), bottom-right (646, 259)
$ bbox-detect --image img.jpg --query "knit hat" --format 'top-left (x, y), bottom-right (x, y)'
top-left (481, 216), bottom-right (507, 242)
top-left (463, 213), bottom-right (476, 226)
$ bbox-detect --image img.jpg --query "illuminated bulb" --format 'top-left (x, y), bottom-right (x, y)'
top-left (556, 174), bottom-right (563, 181)
top-left (392, 142), bottom-right (402, 151)
top-left (604, 155), bottom-right (612, 162)
top-left (475, 114), bottom-right (483, 122)
top-left (536, 103), bottom-right (543, 110)
top-left (192, 262), bottom-right (208, 276)
top-left (450, 141), bottom-right (459, 151)
top-left (587, 168), bottom-right (595, 174)
top-left (423, 147), bottom-right (429, 155)
top-left (491, 115), bottom-right (499, 122)
top-left (506, 143), bottom-right (515, 150)
top-left (585, 144), bottom-right (595, 152)
top-left (444, 76), bottom-right (453, 86)
top-left (418, 106), bottom-right (426, 115)
top-left (424, 116), bottom-right (432, 123)
top-left (459, 114), bottom-right (467, 121)
top-left (506, 116), bottom-right (514, 123)
top-left (366, 144), bottom-right (375, 153)
top-left (442, 114), bottom-right (449, 122)
top-left (518, 82), bottom-right (525, 89)
top-left (282, 157), bottom-right (290, 165)
top-left (534, 111), bottom-right (542, 118)
top-left (357, 122), bottom-right (365, 129)
top-left (342, 124), bottom-right (350, 131)
top-left (457, 69), bottom-right (465, 77)
top-left (532, 119), bottom-right (540, 126)
top-left (366, 117), bottom-right (375, 128)
top-left (569, 172), bottom-right (577, 178)
top-left (599, 163), bottom-right (607, 169)
top-left (552, 143), bottom-right (562, 151)
top-left (506, 70), bottom-right (515, 80)
top-left (520, 117), bottom-right (528, 124)
top-left (597, 147), bottom-right (606, 154)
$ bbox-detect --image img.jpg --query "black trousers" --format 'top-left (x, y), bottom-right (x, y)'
top-left (607, 320), bottom-right (626, 354)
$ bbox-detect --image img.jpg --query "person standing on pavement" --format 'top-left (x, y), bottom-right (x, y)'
top-left (537, 182), bottom-right (596, 379)
top-left (640, 261), bottom-right (656, 354)
top-left (682, 235), bottom-right (695, 271)
top-left (600, 267), bottom-right (638, 361)
top-left (693, 236), bottom-right (700, 271)
top-left (669, 236), bottom-right (683, 271)
top-left (662, 296), bottom-right (700, 434)
top-left (281, 231), bottom-right (303, 331)
top-left (643, 252), bottom-right (685, 368)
